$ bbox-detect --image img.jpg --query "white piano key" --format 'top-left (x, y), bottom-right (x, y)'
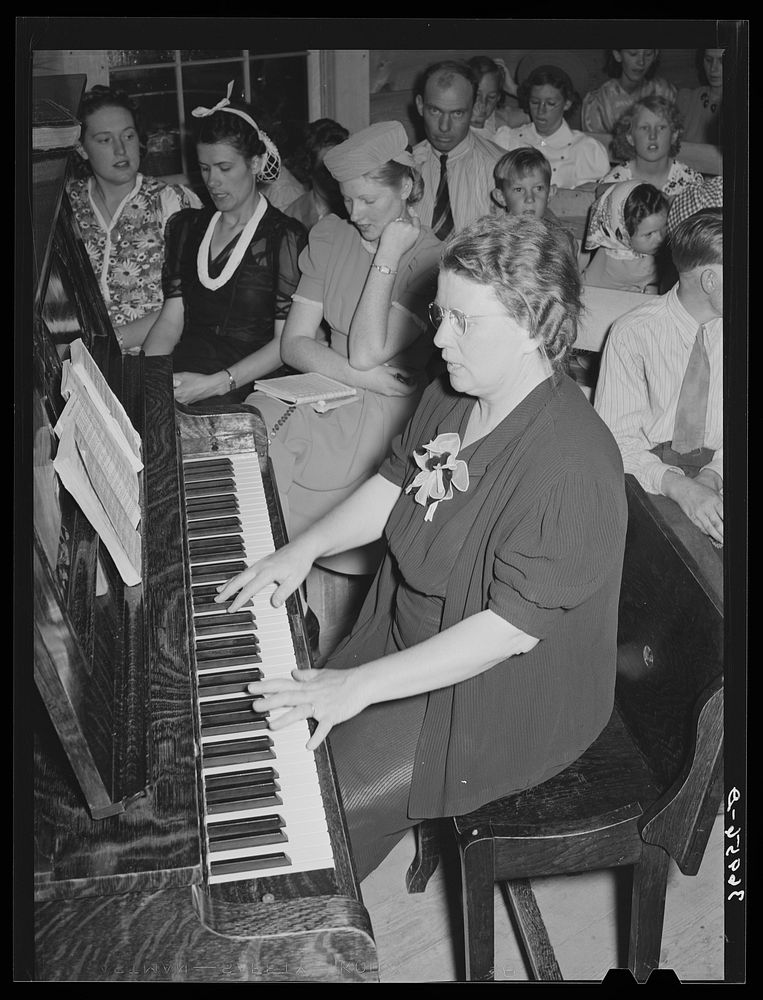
top-left (185, 452), bottom-right (333, 884)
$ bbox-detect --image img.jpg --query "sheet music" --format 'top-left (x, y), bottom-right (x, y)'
top-left (65, 339), bottom-right (143, 471)
top-left (54, 388), bottom-right (141, 528)
top-left (53, 422), bottom-right (142, 587)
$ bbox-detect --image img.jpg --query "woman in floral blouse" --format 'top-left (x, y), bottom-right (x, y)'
top-left (68, 86), bottom-right (201, 352)
top-left (596, 95), bottom-right (703, 202)
top-left (216, 214), bottom-right (627, 881)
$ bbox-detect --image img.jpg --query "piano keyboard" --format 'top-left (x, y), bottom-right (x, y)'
top-left (183, 452), bottom-right (335, 885)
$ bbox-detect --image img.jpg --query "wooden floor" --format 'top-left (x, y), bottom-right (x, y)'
top-left (359, 812), bottom-right (726, 984)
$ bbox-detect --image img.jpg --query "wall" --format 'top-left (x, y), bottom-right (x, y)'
top-left (33, 50), bottom-right (109, 88)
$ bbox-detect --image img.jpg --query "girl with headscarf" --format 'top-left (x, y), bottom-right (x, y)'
top-left (582, 180), bottom-right (670, 294)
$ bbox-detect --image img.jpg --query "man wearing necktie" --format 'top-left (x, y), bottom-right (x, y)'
top-left (595, 208), bottom-right (724, 545)
top-left (413, 60), bottom-right (504, 239)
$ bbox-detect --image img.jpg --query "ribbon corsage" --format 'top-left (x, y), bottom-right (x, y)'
top-left (406, 432), bottom-right (469, 522)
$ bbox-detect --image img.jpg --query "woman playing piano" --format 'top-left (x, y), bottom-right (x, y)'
top-left (141, 83), bottom-right (307, 405)
top-left (68, 85), bottom-right (202, 353)
top-left (216, 214), bottom-right (629, 880)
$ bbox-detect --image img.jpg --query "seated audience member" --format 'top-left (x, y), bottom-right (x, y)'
top-left (245, 122), bottom-right (441, 568)
top-left (284, 118), bottom-right (349, 231)
top-left (666, 173), bottom-right (723, 239)
top-left (660, 175), bottom-right (723, 292)
top-left (492, 147), bottom-right (578, 260)
top-left (412, 60), bottom-right (504, 239)
top-left (582, 48), bottom-right (678, 134)
top-left (467, 55), bottom-right (529, 137)
top-left (141, 83), bottom-right (307, 405)
top-left (583, 181), bottom-right (669, 294)
top-left (594, 208), bottom-right (723, 546)
top-left (677, 48), bottom-right (724, 145)
top-left (68, 85), bottom-right (201, 353)
top-left (597, 95), bottom-right (703, 201)
top-left (217, 214), bottom-right (628, 881)
top-left (494, 64), bottom-right (610, 190)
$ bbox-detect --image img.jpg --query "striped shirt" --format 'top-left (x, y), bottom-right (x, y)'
top-left (413, 131), bottom-right (504, 233)
top-left (594, 285), bottom-right (723, 494)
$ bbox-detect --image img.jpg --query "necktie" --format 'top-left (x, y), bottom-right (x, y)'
top-left (671, 325), bottom-right (710, 454)
top-left (431, 154), bottom-right (454, 241)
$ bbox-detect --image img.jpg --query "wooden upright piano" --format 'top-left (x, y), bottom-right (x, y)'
top-left (28, 86), bottom-right (378, 983)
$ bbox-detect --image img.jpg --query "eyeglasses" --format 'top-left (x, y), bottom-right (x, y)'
top-left (428, 302), bottom-right (507, 338)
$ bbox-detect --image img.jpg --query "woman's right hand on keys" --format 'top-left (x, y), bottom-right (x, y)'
top-left (215, 537), bottom-right (315, 613)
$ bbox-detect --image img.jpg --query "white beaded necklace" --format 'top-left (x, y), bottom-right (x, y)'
top-left (196, 196), bottom-right (268, 291)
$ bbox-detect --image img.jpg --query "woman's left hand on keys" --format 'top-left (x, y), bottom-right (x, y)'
top-left (248, 666), bottom-right (372, 751)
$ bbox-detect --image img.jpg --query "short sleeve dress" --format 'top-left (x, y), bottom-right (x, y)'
top-left (676, 86), bottom-right (722, 145)
top-left (162, 200), bottom-right (307, 401)
top-left (68, 172), bottom-right (201, 328)
top-left (247, 214), bottom-right (442, 545)
top-left (326, 373), bottom-right (628, 827)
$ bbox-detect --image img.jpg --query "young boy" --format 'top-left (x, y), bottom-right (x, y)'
top-left (492, 147), bottom-right (578, 261)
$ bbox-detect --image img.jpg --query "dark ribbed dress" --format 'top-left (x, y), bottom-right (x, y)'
top-left (162, 203), bottom-right (307, 402)
top-left (325, 373), bottom-right (628, 879)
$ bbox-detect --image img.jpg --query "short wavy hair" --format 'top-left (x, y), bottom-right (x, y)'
top-left (517, 65), bottom-right (580, 120)
top-left (670, 207), bottom-right (723, 272)
top-left (610, 95), bottom-right (684, 163)
top-left (440, 214), bottom-right (582, 373)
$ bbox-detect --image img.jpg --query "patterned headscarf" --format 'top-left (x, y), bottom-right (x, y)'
top-left (585, 180), bottom-right (647, 261)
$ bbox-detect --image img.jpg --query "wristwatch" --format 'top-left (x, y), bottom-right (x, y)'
top-left (372, 262), bottom-right (397, 275)
top-left (224, 368), bottom-right (237, 392)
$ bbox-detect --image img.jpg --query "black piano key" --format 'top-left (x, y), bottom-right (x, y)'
top-left (207, 814), bottom-right (286, 850)
top-left (192, 593), bottom-right (253, 614)
top-left (186, 497), bottom-right (240, 517)
top-left (185, 475), bottom-right (236, 492)
top-left (200, 697), bottom-right (266, 719)
top-left (196, 635), bottom-right (259, 655)
top-left (209, 853), bottom-right (292, 876)
top-left (184, 457), bottom-right (233, 471)
top-left (194, 621), bottom-right (256, 641)
top-left (184, 464), bottom-right (234, 483)
top-left (189, 536), bottom-right (245, 558)
top-left (206, 767), bottom-right (277, 789)
top-left (194, 611), bottom-right (253, 628)
top-left (198, 667), bottom-right (262, 687)
top-left (202, 716), bottom-right (269, 737)
top-left (188, 516), bottom-right (242, 538)
top-left (197, 653), bottom-right (262, 671)
top-left (202, 735), bottom-right (275, 766)
top-left (198, 674), bottom-right (264, 699)
top-left (191, 563), bottom-right (248, 585)
top-left (206, 787), bottom-right (282, 813)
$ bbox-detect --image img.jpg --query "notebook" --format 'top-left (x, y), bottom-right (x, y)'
top-left (252, 373), bottom-right (357, 405)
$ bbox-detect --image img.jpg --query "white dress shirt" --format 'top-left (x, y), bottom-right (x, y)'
top-left (493, 120), bottom-right (610, 189)
top-left (594, 285), bottom-right (723, 494)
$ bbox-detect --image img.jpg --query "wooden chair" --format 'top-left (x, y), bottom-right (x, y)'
top-left (406, 476), bottom-right (724, 982)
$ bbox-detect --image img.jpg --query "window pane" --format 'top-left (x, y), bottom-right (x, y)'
top-left (108, 50), bottom-right (174, 68)
top-left (113, 68), bottom-right (182, 177)
top-left (248, 55), bottom-right (308, 170)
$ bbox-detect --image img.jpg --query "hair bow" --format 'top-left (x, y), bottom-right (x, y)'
top-left (191, 81), bottom-right (281, 182)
